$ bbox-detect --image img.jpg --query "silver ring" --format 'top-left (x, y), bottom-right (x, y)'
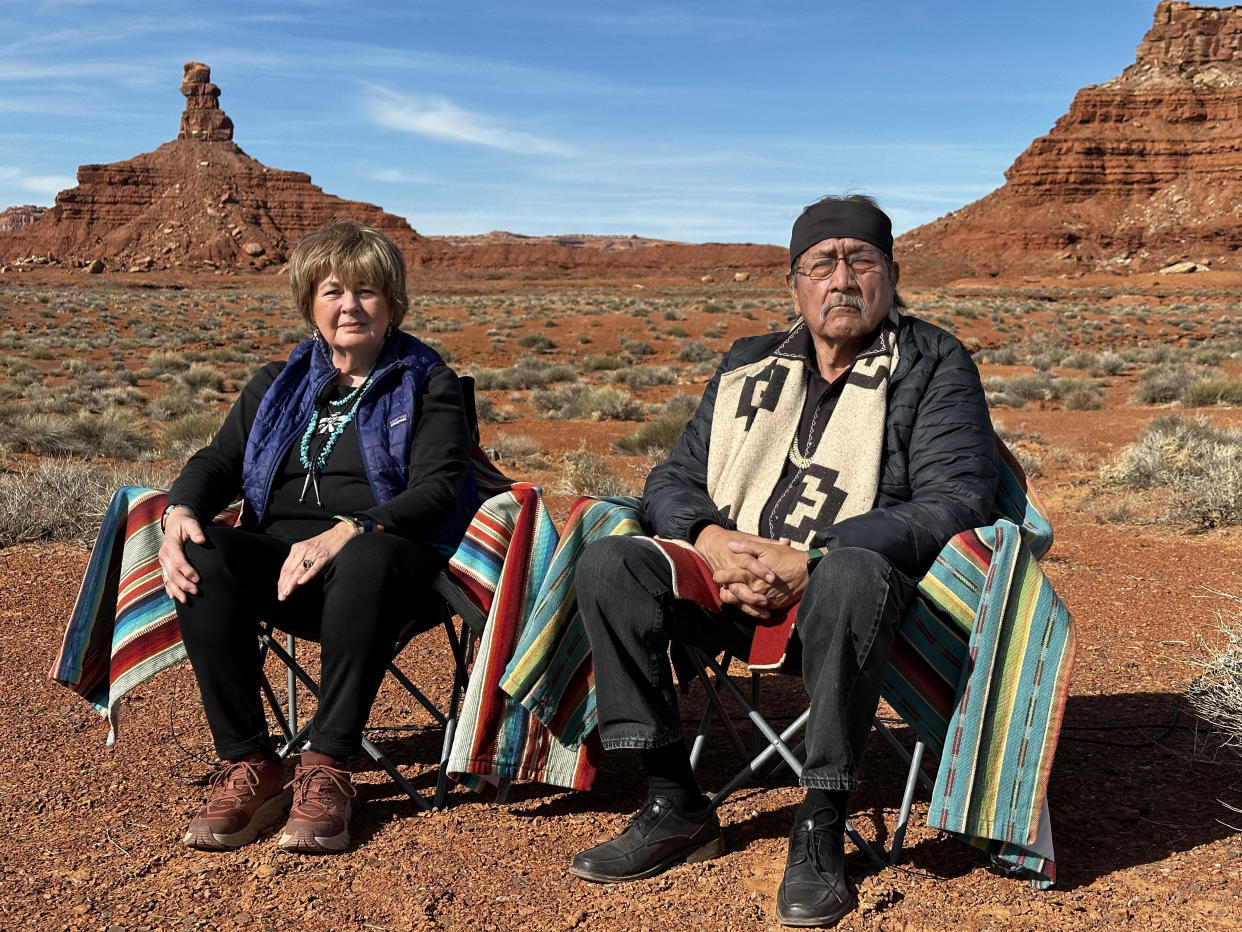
top-left (302, 559), bottom-right (314, 569)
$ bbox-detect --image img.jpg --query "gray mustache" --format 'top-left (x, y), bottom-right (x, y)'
top-left (820, 292), bottom-right (867, 314)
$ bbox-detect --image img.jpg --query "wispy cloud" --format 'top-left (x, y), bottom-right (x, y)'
top-left (0, 166), bottom-right (75, 198)
top-left (363, 87), bottom-right (577, 157)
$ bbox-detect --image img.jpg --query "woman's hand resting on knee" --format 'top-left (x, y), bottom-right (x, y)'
top-left (276, 522), bottom-right (361, 601)
top-left (159, 508), bottom-right (207, 603)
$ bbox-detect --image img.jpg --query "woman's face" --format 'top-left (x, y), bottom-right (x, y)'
top-left (311, 273), bottom-right (392, 367)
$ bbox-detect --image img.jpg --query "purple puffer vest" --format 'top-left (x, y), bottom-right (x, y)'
top-left (240, 331), bottom-right (475, 556)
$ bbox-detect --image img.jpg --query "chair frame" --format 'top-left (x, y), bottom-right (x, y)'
top-left (685, 648), bottom-right (932, 867)
top-left (258, 611), bottom-right (475, 811)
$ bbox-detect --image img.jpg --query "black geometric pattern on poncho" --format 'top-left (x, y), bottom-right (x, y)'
top-left (733, 360), bottom-right (788, 431)
top-left (845, 361), bottom-right (891, 391)
top-left (777, 462), bottom-right (849, 542)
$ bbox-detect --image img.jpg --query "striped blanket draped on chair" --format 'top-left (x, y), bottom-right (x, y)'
top-left (51, 440), bottom-right (514, 746)
top-left (49, 487), bottom-right (240, 743)
top-left (442, 485), bottom-right (602, 795)
top-left (464, 442), bottom-right (1072, 888)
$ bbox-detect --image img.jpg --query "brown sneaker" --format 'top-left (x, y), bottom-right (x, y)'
top-left (277, 759), bottom-right (357, 853)
top-left (183, 758), bottom-right (290, 851)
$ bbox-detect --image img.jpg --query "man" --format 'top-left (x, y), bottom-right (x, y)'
top-left (569, 195), bottom-right (997, 927)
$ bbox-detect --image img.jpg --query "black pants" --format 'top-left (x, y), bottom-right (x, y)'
top-left (175, 525), bottom-right (445, 760)
top-left (577, 536), bottom-right (916, 791)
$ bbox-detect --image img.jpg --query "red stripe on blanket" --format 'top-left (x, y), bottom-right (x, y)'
top-left (638, 539), bottom-right (797, 669)
top-left (954, 528), bottom-right (991, 567)
top-left (889, 636), bottom-right (956, 721)
top-left (111, 618), bottom-right (183, 679)
top-left (467, 486), bottom-right (540, 746)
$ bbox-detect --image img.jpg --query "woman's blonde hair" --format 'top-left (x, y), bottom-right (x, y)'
top-left (288, 219), bottom-right (410, 329)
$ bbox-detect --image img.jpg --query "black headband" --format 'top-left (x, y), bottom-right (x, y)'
top-left (789, 198), bottom-right (893, 269)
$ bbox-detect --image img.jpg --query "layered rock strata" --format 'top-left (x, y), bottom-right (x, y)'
top-left (0, 63), bottom-right (421, 269)
top-left (0, 205), bottom-right (46, 232)
top-left (899, 1), bottom-right (1242, 282)
top-left (0, 63), bottom-right (784, 275)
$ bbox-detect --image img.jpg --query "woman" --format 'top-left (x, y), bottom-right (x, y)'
top-left (158, 219), bottom-right (476, 854)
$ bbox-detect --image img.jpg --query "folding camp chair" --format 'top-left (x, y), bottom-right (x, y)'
top-left (682, 436), bottom-right (1064, 875)
top-left (255, 376), bottom-right (505, 810)
top-left (685, 648), bottom-right (930, 867)
top-left (258, 606), bottom-right (479, 811)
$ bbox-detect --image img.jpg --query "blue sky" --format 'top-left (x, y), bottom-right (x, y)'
top-left (2, 0), bottom-right (1165, 244)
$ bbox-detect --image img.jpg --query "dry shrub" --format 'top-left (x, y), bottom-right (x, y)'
top-left (177, 364), bottom-right (228, 393)
top-left (0, 458), bottom-right (175, 547)
top-left (150, 383), bottom-right (209, 421)
top-left (487, 432), bottom-right (543, 468)
top-left (1179, 376), bottom-right (1242, 408)
top-left (613, 394), bottom-right (698, 456)
top-left (516, 333), bottom-right (556, 352)
top-left (472, 393), bottom-right (515, 424)
top-left (582, 355), bottom-right (625, 372)
top-left (1064, 386), bottom-right (1103, 411)
top-left (1106, 415), bottom-right (1242, 527)
top-left (161, 411), bottom-right (226, 459)
top-left (531, 386), bottom-right (643, 421)
top-left (556, 449), bottom-right (639, 498)
top-left (1091, 352), bottom-right (1127, 376)
top-left (145, 350), bottom-right (190, 374)
top-left (676, 340), bottom-right (716, 362)
top-left (469, 355), bottom-right (578, 390)
top-left (1187, 593), bottom-right (1242, 801)
top-left (1132, 363), bottom-right (1209, 405)
top-left (4, 407), bottom-right (151, 460)
top-left (984, 372), bottom-right (1053, 408)
top-left (610, 366), bottom-right (677, 389)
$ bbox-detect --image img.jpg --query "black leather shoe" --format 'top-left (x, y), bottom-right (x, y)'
top-left (776, 813), bottom-right (855, 927)
top-left (569, 795), bottom-right (724, 883)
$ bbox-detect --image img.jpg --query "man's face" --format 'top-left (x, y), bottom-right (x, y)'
top-left (788, 237), bottom-right (898, 351)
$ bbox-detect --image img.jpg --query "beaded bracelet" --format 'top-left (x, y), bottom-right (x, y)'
top-left (160, 503), bottom-right (196, 532)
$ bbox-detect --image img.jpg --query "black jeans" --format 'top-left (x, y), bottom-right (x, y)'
top-left (175, 525), bottom-right (445, 760)
top-left (576, 536), bottom-right (916, 791)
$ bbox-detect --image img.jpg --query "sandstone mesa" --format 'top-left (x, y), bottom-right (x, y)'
top-left (8, 2), bottom-right (1238, 281)
top-left (899, 1), bottom-right (1242, 283)
top-left (0, 63), bottom-right (778, 277)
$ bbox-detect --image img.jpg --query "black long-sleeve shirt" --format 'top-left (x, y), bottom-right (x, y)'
top-left (168, 361), bottom-right (471, 544)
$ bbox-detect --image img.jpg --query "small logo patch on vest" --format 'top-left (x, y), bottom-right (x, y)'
top-left (389, 414), bottom-right (408, 428)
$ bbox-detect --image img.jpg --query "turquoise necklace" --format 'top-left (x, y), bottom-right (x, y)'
top-left (298, 362), bottom-right (377, 506)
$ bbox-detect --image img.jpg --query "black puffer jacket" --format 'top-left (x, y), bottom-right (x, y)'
top-left (640, 314), bottom-right (998, 579)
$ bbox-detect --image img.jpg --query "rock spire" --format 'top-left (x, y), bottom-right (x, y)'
top-left (178, 62), bottom-right (234, 142)
top-left (0, 62), bottom-right (421, 270)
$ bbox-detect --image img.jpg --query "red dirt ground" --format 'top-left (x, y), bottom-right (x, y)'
top-left (5, 268), bottom-right (1242, 931)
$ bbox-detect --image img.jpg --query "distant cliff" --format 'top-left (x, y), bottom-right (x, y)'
top-left (900, 1), bottom-right (1242, 282)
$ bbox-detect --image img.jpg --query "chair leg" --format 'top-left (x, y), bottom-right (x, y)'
top-left (686, 651), bottom-right (751, 761)
top-left (889, 739), bottom-right (926, 865)
top-left (257, 610), bottom-right (477, 811)
top-left (435, 624), bottom-right (473, 809)
top-left (687, 650), bottom-right (894, 869)
top-left (286, 633), bottom-right (298, 733)
top-left (362, 736), bottom-right (432, 812)
top-left (259, 671), bottom-right (294, 743)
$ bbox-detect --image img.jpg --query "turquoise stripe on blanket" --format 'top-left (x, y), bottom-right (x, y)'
top-left (502, 496), bottom-right (642, 746)
top-left (52, 486), bottom-right (133, 684)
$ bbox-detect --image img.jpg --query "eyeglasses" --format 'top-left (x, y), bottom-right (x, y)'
top-left (794, 252), bottom-right (888, 280)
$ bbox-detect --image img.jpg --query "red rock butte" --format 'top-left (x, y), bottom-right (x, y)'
top-left (0, 62), bottom-right (421, 271)
top-left (0, 62), bottom-right (782, 275)
top-left (899, 1), bottom-right (1242, 283)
